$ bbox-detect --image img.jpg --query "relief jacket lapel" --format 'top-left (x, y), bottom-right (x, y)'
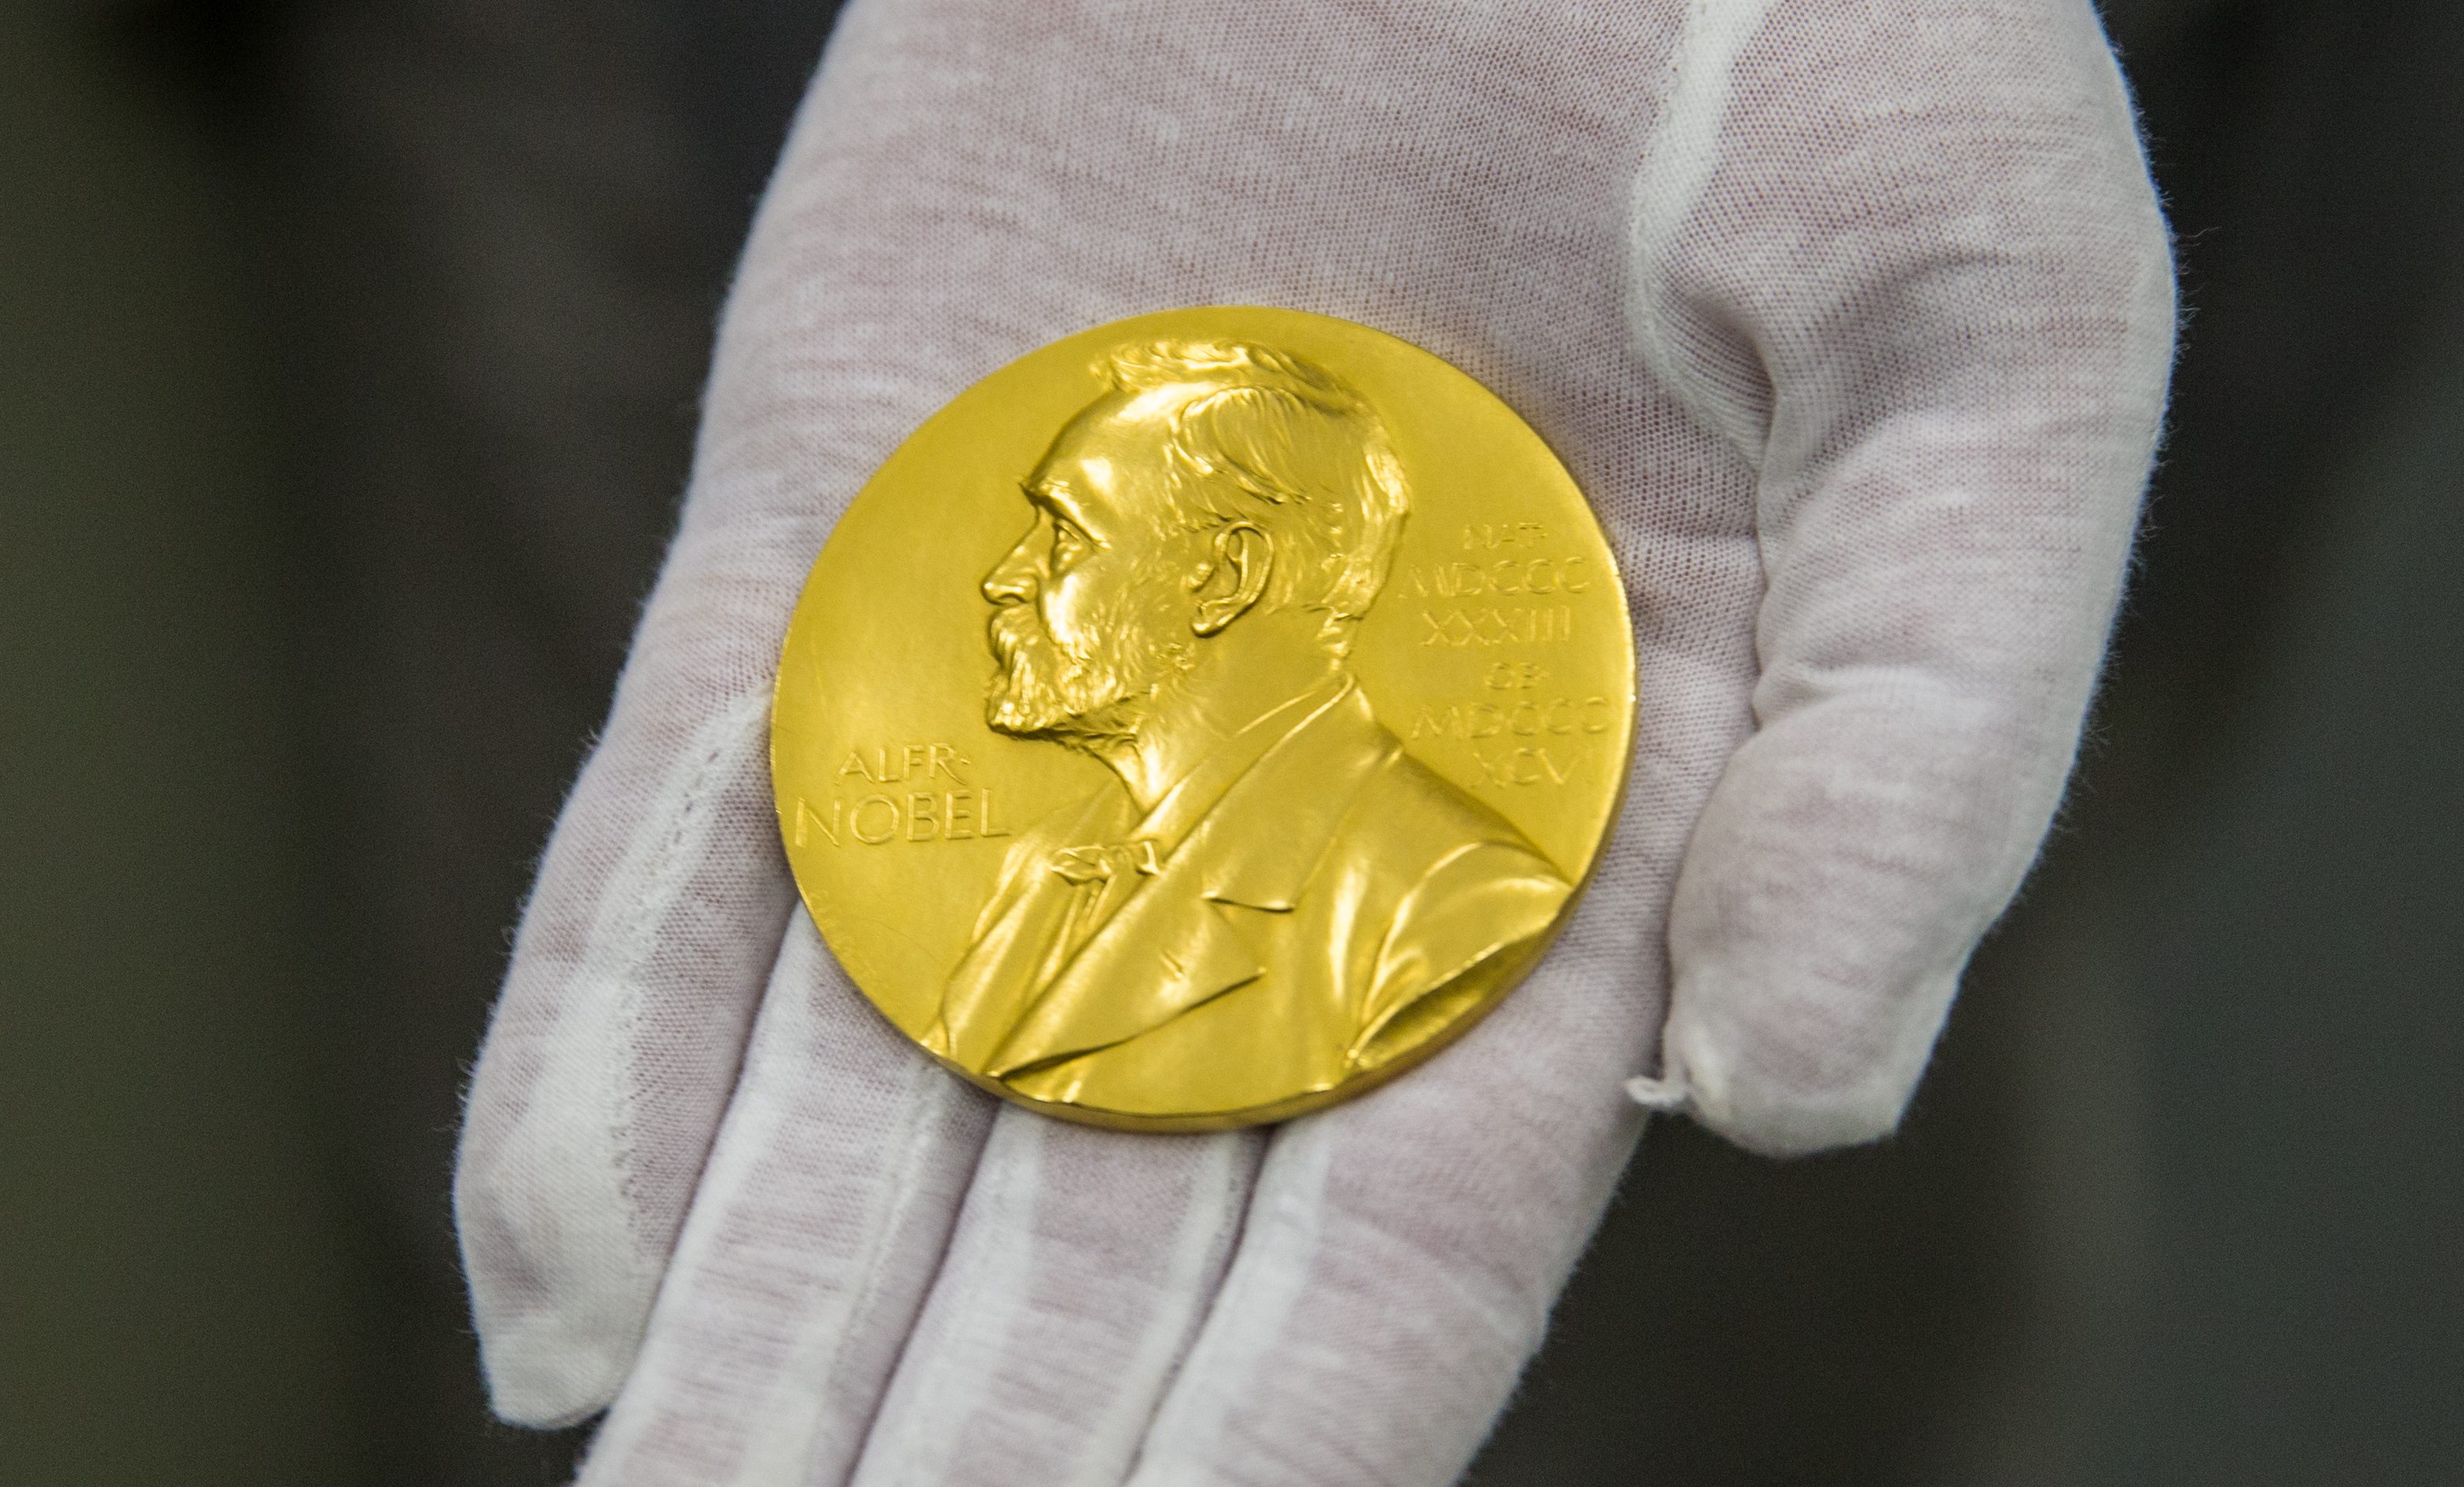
top-left (984, 684), bottom-right (1394, 1078)
top-left (931, 786), bottom-right (1127, 1070)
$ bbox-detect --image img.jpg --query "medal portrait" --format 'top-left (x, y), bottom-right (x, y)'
top-left (772, 307), bottom-right (1634, 1129)
top-left (922, 340), bottom-right (1574, 1114)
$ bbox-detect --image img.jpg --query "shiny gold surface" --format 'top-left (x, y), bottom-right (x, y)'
top-left (772, 307), bottom-right (1634, 1129)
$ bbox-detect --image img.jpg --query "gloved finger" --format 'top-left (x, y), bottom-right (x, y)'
top-left (573, 911), bottom-right (994, 1485)
top-left (453, 42), bottom-right (1005, 1418)
top-left (1128, 933), bottom-right (1663, 1487)
top-left (846, 1111), bottom-right (1264, 1487)
top-left (455, 678), bottom-right (794, 1424)
top-left (1640, 0), bottom-right (2176, 1155)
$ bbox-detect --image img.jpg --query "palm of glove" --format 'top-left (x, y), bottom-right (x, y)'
top-left (456, 2), bottom-right (2173, 1482)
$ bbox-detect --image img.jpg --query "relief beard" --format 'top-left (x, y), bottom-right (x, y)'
top-left (984, 604), bottom-right (1173, 752)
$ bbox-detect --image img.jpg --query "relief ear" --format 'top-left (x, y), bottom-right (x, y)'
top-left (1190, 523), bottom-right (1272, 636)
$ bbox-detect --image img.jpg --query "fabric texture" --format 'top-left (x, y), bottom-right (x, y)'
top-left (453, 1), bottom-right (2175, 1481)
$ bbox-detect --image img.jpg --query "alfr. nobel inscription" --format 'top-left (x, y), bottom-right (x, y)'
top-left (795, 788), bottom-right (1014, 846)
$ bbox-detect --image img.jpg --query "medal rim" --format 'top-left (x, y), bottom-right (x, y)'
top-left (769, 303), bottom-right (1637, 1132)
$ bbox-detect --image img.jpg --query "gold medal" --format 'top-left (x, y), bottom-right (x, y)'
top-left (772, 307), bottom-right (1634, 1129)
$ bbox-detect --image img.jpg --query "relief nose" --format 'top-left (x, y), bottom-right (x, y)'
top-left (983, 531), bottom-right (1040, 604)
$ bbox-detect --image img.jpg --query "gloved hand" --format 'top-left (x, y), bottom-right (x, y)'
top-left (453, 2), bottom-right (2174, 1481)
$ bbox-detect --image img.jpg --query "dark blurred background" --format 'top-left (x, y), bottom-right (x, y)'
top-left (2, 1), bottom-right (2455, 1481)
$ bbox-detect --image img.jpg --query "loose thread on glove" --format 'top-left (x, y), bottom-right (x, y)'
top-left (1622, 1074), bottom-right (1692, 1114)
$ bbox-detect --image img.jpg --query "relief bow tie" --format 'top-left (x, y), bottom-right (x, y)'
top-left (1049, 839), bottom-right (1163, 886)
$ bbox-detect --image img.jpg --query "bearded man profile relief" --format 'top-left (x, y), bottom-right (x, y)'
top-left (926, 340), bottom-right (1573, 1115)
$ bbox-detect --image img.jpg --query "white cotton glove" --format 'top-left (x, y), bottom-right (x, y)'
top-left (453, 2), bottom-right (2174, 1481)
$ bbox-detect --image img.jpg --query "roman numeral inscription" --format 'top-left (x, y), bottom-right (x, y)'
top-left (1406, 543), bottom-right (1593, 650)
top-left (1407, 694), bottom-right (1616, 788)
top-left (1471, 746), bottom-right (1585, 788)
top-left (1407, 696), bottom-right (1616, 742)
top-left (1417, 604), bottom-right (1576, 648)
top-left (1406, 555), bottom-right (1592, 600)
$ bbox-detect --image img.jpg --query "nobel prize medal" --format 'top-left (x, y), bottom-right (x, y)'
top-left (772, 307), bottom-right (1634, 1130)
